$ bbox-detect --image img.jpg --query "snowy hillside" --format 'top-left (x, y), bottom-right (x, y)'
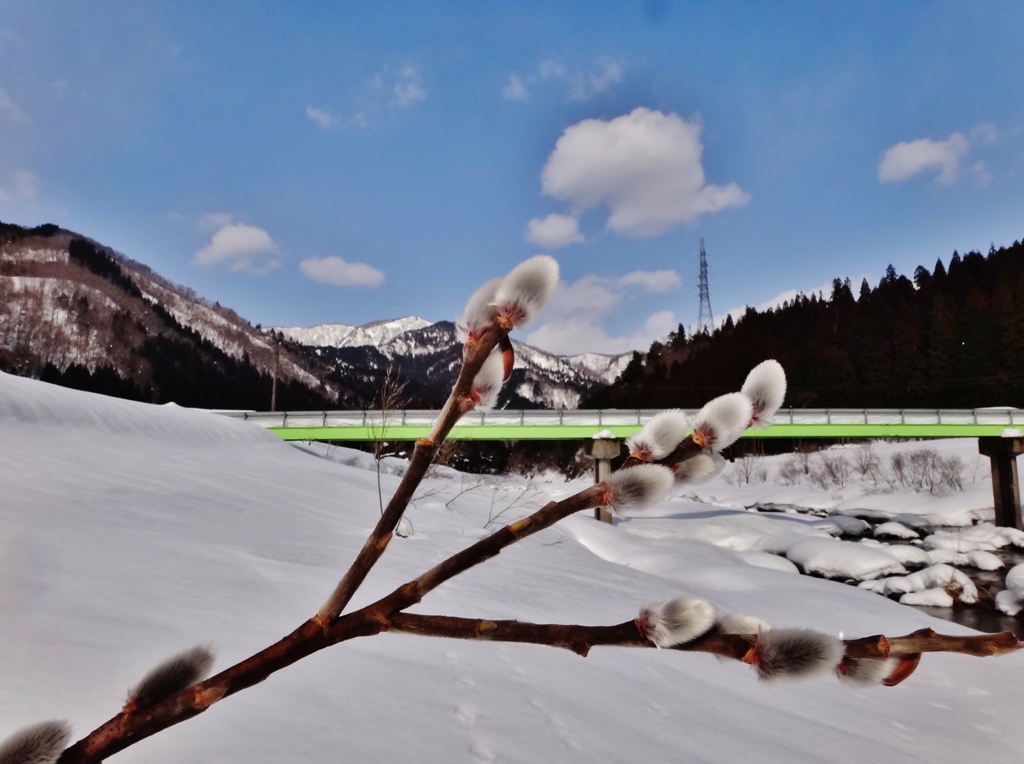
top-left (0, 222), bottom-right (334, 407)
top-left (3, 372), bottom-right (1024, 763)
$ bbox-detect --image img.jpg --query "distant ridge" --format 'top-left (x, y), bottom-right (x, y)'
top-left (272, 318), bottom-right (630, 410)
top-left (0, 219), bottom-right (627, 410)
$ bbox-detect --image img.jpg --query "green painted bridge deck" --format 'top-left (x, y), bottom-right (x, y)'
top-left (216, 408), bottom-right (1024, 442)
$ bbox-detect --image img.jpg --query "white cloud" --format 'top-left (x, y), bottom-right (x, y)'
top-left (878, 132), bottom-right (970, 186)
top-left (309, 63), bottom-right (427, 131)
top-left (538, 60), bottom-right (567, 80)
top-left (525, 213), bottom-right (584, 249)
top-left (391, 66), bottom-right (426, 108)
top-left (969, 122), bottom-right (1001, 147)
top-left (502, 74), bottom-right (529, 101)
top-left (526, 310), bottom-right (676, 356)
top-left (0, 169), bottom-right (40, 203)
top-left (715, 280), bottom-right (840, 333)
top-left (567, 59), bottom-right (623, 102)
top-left (300, 256), bottom-right (384, 288)
top-left (618, 269), bottom-right (682, 292)
top-left (970, 160), bottom-right (993, 188)
top-left (193, 223), bottom-right (280, 274)
top-left (306, 105), bottom-right (338, 129)
top-left (0, 87), bottom-right (30, 126)
top-left (508, 58), bottom-right (625, 103)
top-left (523, 272), bottom-right (680, 355)
top-left (197, 212), bottom-right (234, 231)
top-left (539, 107), bottom-right (749, 237)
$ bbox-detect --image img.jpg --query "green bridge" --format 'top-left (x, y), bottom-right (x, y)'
top-left (217, 408), bottom-right (1024, 442)
top-left (216, 407), bottom-right (1024, 529)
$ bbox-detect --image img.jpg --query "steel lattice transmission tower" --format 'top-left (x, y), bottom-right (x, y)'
top-left (696, 237), bottom-right (714, 335)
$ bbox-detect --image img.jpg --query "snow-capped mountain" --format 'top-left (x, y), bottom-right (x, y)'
top-left (276, 317), bottom-right (433, 349)
top-left (274, 318), bottom-right (630, 409)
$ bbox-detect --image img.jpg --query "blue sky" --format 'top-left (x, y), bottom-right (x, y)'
top-left (1, 1), bottom-right (1023, 355)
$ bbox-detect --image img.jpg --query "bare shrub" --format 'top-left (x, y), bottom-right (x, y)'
top-left (369, 365), bottom-right (409, 513)
top-left (889, 452), bottom-right (907, 487)
top-left (853, 443), bottom-right (880, 479)
top-left (754, 465), bottom-right (769, 484)
top-left (733, 455), bottom-right (757, 485)
top-left (808, 466), bottom-right (830, 491)
top-left (777, 458), bottom-right (802, 486)
top-left (795, 448), bottom-right (814, 475)
top-left (819, 453), bottom-right (850, 487)
top-left (888, 449), bottom-right (965, 495)
top-left (908, 449), bottom-right (940, 493)
top-left (938, 455), bottom-right (965, 492)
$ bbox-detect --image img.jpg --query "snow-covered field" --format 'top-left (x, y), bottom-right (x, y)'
top-left (3, 371), bottom-right (1024, 763)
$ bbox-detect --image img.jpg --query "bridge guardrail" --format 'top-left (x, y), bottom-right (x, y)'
top-left (217, 407), bottom-right (1024, 429)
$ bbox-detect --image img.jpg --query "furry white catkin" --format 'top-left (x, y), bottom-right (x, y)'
top-left (751, 628), bottom-right (844, 681)
top-left (469, 350), bottom-right (506, 410)
top-left (627, 410), bottom-right (690, 461)
top-left (741, 360), bottom-right (787, 427)
top-left (127, 644), bottom-right (215, 709)
top-left (491, 255), bottom-right (559, 329)
top-left (835, 656), bottom-right (900, 686)
top-left (639, 597), bottom-right (717, 648)
top-left (456, 277), bottom-right (502, 341)
top-left (672, 452), bottom-right (725, 484)
top-left (717, 612), bottom-right (772, 635)
top-left (691, 392), bottom-right (753, 452)
top-left (0, 720), bottom-right (71, 764)
top-left (605, 464), bottom-right (674, 512)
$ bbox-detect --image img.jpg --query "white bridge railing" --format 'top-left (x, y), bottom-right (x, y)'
top-left (216, 408), bottom-right (1024, 429)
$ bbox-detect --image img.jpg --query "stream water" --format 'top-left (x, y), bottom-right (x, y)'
top-left (909, 546), bottom-right (1024, 639)
top-left (757, 506), bottom-right (1024, 638)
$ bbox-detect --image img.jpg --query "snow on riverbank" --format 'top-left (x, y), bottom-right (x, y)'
top-left (2, 372), bottom-right (1024, 762)
top-left (613, 438), bottom-right (1024, 608)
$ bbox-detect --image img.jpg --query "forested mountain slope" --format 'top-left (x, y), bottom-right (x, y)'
top-left (589, 240), bottom-right (1024, 410)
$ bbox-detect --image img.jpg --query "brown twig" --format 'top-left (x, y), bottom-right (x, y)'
top-left (315, 322), bottom-right (506, 624)
top-left (387, 614), bottom-right (1021, 664)
top-left (388, 612), bottom-right (755, 660)
top-left (622, 434), bottom-right (704, 470)
top-left (386, 612), bottom-right (1024, 681)
top-left (842, 627), bottom-right (1022, 659)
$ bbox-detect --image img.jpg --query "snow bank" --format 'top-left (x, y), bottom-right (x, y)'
top-left (860, 564), bottom-right (979, 604)
top-left (784, 538), bottom-right (906, 581)
top-left (3, 377), bottom-right (1024, 763)
top-left (0, 371), bottom-right (277, 446)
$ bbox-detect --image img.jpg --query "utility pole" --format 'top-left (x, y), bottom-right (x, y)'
top-left (697, 237), bottom-right (714, 335)
top-left (270, 343), bottom-right (280, 413)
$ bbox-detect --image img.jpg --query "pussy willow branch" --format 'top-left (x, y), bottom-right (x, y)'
top-left (316, 322), bottom-right (506, 624)
top-left (55, 462), bottom-right (1024, 763)
top-left (388, 614), bottom-right (1022, 663)
top-left (57, 481), bottom-right (613, 763)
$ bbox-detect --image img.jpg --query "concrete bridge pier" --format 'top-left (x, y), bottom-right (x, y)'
top-left (978, 436), bottom-right (1024, 531)
top-left (585, 437), bottom-right (621, 524)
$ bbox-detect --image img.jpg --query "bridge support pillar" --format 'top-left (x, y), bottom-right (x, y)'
top-left (978, 436), bottom-right (1024, 530)
top-left (585, 437), bottom-right (621, 524)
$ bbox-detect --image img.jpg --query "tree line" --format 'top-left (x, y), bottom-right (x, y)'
top-left (587, 239), bottom-right (1024, 410)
